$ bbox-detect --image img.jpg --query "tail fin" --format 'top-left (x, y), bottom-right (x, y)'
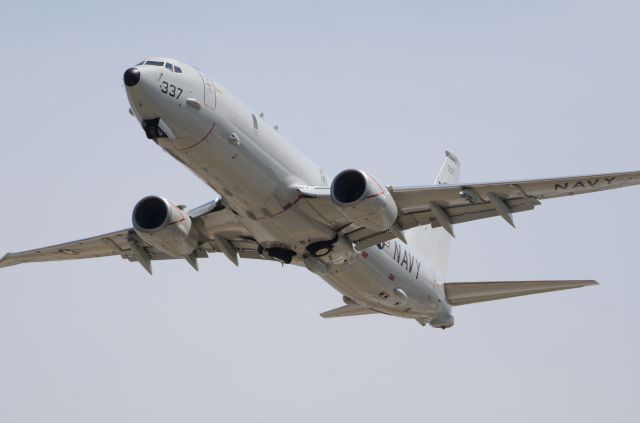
top-left (404, 151), bottom-right (461, 281)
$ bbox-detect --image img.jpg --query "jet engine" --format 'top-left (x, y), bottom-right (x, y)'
top-left (330, 169), bottom-right (398, 231)
top-left (132, 196), bottom-right (199, 257)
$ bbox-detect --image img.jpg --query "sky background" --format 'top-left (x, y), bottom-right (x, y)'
top-left (1, 1), bottom-right (639, 421)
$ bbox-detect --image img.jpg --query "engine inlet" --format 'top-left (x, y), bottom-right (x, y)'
top-left (133, 196), bottom-right (170, 231)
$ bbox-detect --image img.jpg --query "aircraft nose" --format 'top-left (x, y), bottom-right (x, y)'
top-left (123, 67), bottom-right (141, 87)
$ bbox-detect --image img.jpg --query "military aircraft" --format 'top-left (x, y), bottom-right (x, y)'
top-left (2, 57), bottom-right (638, 328)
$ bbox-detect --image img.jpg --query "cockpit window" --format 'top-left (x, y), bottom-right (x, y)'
top-left (140, 60), bottom-right (181, 72)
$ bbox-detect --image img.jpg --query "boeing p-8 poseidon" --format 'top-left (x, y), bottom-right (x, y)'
top-left (2, 57), bottom-right (638, 329)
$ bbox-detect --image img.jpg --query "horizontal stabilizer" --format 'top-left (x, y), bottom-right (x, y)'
top-left (320, 303), bottom-right (379, 319)
top-left (444, 280), bottom-right (598, 306)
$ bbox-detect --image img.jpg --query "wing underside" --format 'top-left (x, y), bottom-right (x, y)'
top-left (0, 199), bottom-right (267, 272)
top-left (299, 169), bottom-right (640, 249)
top-left (4, 156), bottom-right (640, 273)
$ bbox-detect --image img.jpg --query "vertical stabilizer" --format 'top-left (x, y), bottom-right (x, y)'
top-left (404, 151), bottom-right (461, 281)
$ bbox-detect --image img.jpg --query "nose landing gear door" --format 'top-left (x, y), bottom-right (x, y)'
top-left (199, 72), bottom-right (217, 110)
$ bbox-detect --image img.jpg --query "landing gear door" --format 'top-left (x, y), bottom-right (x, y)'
top-left (199, 72), bottom-right (216, 109)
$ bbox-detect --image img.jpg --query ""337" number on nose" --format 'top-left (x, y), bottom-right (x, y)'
top-left (160, 81), bottom-right (183, 99)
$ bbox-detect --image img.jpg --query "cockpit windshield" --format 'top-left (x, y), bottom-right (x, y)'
top-left (137, 60), bottom-right (182, 73)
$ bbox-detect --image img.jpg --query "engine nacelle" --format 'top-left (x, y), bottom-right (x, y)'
top-left (330, 169), bottom-right (398, 232)
top-left (132, 196), bottom-right (198, 257)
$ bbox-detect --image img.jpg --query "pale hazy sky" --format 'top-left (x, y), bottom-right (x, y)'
top-left (1, 1), bottom-right (639, 422)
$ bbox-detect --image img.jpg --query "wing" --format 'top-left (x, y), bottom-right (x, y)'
top-left (0, 199), bottom-right (267, 273)
top-left (391, 170), bottom-right (640, 231)
top-left (299, 169), bottom-right (640, 249)
top-left (444, 280), bottom-right (598, 306)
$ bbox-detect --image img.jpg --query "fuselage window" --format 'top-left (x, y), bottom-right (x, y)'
top-left (165, 63), bottom-right (174, 72)
top-left (174, 66), bottom-right (183, 73)
top-left (252, 114), bottom-right (258, 130)
top-left (145, 60), bottom-right (164, 66)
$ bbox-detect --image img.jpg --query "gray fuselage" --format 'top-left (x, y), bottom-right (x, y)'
top-left (125, 57), bottom-right (452, 324)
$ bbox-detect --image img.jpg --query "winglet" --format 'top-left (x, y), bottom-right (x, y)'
top-left (0, 253), bottom-right (12, 269)
top-left (0, 253), bottom-right (23, 269)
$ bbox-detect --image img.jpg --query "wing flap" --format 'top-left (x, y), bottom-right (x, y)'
top-left (444, 280), bottom-right (598, 306)
top-left (396, 197), bottom-right (540, 230)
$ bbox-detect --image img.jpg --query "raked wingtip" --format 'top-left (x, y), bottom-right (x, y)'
top-left (0, 253), bottom-right (13, 269)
